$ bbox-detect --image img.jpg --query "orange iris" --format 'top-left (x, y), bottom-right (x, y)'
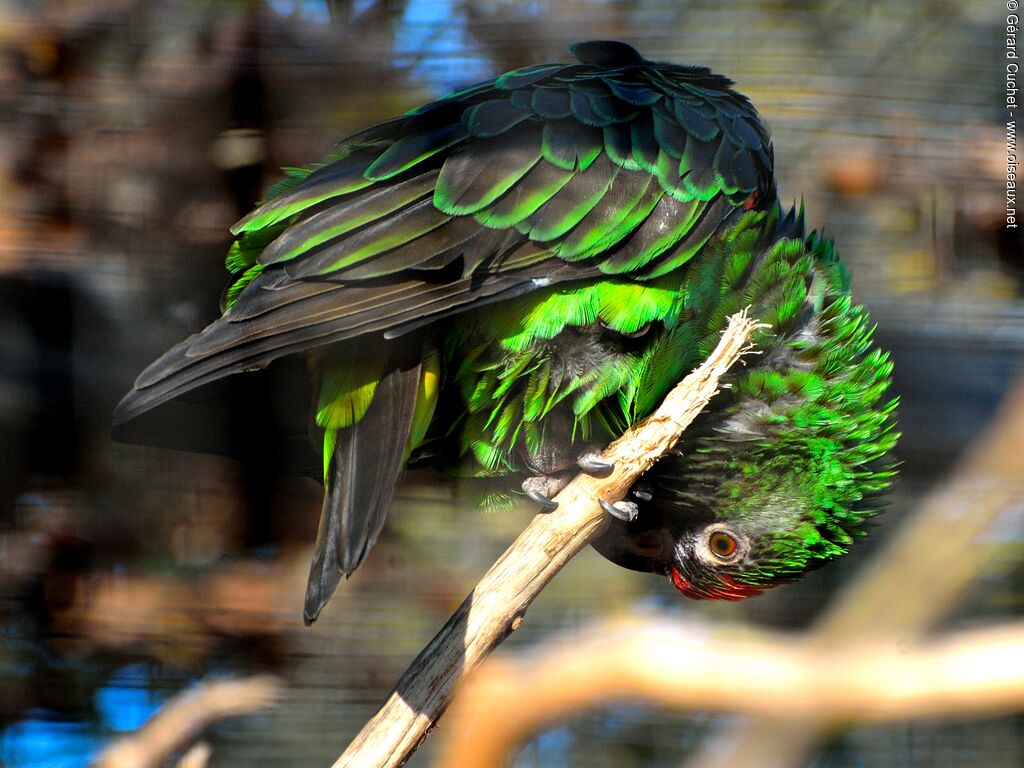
top-left (709, 531), bottom-right (738, 559)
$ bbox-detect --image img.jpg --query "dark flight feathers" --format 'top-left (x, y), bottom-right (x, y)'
top-left (303, 360), bottom-right (422, 624)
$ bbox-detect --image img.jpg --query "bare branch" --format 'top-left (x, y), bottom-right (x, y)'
top-left (333, 311), bottom-right (765, 768)
top-left (437, 618), bottom-right (1024, 767)
top-left (92, 676), bottom-right (281, 768)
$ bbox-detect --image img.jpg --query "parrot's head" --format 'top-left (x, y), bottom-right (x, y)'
top-left (593, 384), bottom-right (898, 599)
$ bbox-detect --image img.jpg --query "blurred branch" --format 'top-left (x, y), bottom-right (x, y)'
top-left (92, 675), bottom-right (281, 768)
top-left (332, 311), bottom-right (765, 768)
top-left (685, 379), bottom-right (1024, 768)
top-left (437, 618), bottom-right (1024, 768)
top-left (175, 742), bottom-right (211, 768)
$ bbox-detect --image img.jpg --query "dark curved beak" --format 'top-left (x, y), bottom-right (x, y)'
top-left (590, 514), bottom-right (672, 574)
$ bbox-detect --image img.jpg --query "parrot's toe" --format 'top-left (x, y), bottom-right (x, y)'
top-left (600, 499), bottom-right (639, 522)
top-left (631, 483), bottom-right (653, 502)
top-left (577, 450), bottom-right (614, 477)
top-left (522, 476), bottom-right (562, 511)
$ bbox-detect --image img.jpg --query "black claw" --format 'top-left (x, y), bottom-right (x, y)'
top-left (631, 488), bottom-right (653, 502)
top-left (525, 487), bottom-right (559, 512)
top-left (578, 453), bottom-right (614, 477)
top-left (599, 498), bottom-right (639, 522)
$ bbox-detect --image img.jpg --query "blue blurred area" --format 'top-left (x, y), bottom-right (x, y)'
top-left (267, 0), bottom-right (334, 24)
top-left (1, 714), bottom-right (98, 768)
top-left (94, 663), bottom-right (169, 733)
top-left (1, 664), bottom-right (177, 768)
top-left (395, 0), bottom-right (493, 92)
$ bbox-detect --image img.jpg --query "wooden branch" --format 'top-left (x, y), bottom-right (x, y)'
top-left (92, 675), bottom-right (281, 768)
top-left (684, 379), bottom-right (1024, 768)
top-left (437, 618), bottom-right (1024, 767)
top-left (175, 742), bottom-right (212, 768)
top-left (333, 311), bottom-right (765, 768)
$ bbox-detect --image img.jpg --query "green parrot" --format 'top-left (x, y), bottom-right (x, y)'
top-left (114, 41), bottom-right (896, 622)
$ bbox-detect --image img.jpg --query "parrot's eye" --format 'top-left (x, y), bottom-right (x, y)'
top-left (697, 525), bottom-right (748, 566)
top-left (709, 531), bottom-right (738, 559)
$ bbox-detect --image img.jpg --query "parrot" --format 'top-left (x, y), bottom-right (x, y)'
top-left (113, 40), bottom-right (897, 623)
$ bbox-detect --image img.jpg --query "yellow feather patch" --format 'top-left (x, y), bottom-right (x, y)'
top-left (315, 352), bottom-right (383, 430)
top-left (322, 427), bottom-right (338, 483)
top-left (406, 348), bottom-right (441, 456)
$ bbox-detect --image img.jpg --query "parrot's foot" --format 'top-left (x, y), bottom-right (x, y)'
top-left (521, 445), bottom-right (620, 511)
top-left (599, 499), bottom-right (639, 522)
top-left (522, 474), bottom-right (567, 511)
top-left (576, 450), bottom-right (614, 477)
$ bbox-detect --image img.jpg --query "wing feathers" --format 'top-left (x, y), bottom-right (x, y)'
top-left (598, 193), bottom-right (705, 274)
top-left (281, 198), bottom-right (453, 279)
top-left (113, 258), bottom-right (601, 426)
top-left (303, 358), bottom-right (421, 623)
top-left (435, 133), bottom-right (542, 215)
top-left (119, 43), bottom-right (778, 463)
top-left (231, 151), bottom-right (378, 234)
top-left (523, 153), bottom-right (618, 242)
top-left (229, 51), bottom-right (773, 305)
top-left (257, 170), bottom-right (438, 266)
top-left (364, 123), bottom-right (465, 180)
top-left (473, 159), bottom-right (575, 229)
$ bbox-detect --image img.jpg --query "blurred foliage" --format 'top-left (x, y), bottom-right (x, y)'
top-left (0, 0), bottom-right (1020, 766)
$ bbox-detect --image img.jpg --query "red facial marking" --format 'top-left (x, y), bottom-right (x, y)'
top-left (715, 574), bottom-right (766, 600)
top-left (670, 566), bottom-right (698, 597)
top-left (669, 568), bottom-right (766, 601)
top-left (742, 189), bottom-right (760, 211)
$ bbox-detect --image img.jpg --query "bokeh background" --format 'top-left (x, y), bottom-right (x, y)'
top-left (0, 0), bottom-right (1021, 766)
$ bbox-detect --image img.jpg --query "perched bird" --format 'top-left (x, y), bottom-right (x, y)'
top-left (114, 41), bottom-right (896, 622)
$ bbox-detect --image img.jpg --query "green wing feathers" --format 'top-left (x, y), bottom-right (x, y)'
top-left (220, 40), bottom-right (773, 299)
top-left (110, 39), bottom-right (775, 442)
